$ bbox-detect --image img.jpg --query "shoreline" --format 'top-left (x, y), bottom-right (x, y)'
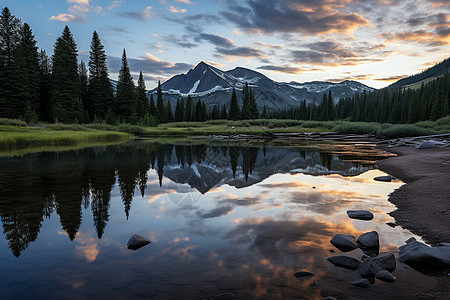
top-left (375, 146), bottom-right (450, 245)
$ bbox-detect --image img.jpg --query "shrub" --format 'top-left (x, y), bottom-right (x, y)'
top-left (0, 118), bottom-right (27, 127)
top-left (377, 124), bottom-right (436, 139)
top-left (45, 124), bottom-right (87, 131)
top-left (333, 122), bottom-right (379, 134)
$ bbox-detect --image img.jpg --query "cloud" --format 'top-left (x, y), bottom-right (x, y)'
top-left (195, 33), bottom-right (235, 48)
top-left (108, 0), bottom-right (123, 10)
top-left (169, 5), bottom-right (187, 14)
top-left (326, 74), bottom-right (374, 83)
top-left (108, 53), bottom-right (193, 77)
top-left (49, 13), bottom-right (76, 22)
top-left (197, 205), bottom-right (234, 219)
top-left (374, 75), bottom-right (409, 82)
top-left (221, 0), bottom-right (370, 35)
top-left (161, 34), bottom-right (197, 48)
top-left (105, 26), bottom-right (129, 33)
top-left (257, 65), bottom-right (322, 75)
top-left (216, 46), bottom-right (268, 60)
top-left (117, 6), bottom-right (152, 21)
top-left (380, 29), bottom-right (449, 47)
top-left (175, 0), bottom-right (194, 4)
top-left (68, 0), bottom-right (89, 4)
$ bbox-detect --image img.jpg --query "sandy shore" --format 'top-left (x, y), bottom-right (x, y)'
top-left (376, 146), bottom-right (450, 245)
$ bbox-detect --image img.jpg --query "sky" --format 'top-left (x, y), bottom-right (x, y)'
top-left (2, 0), bottom-right (450, 89)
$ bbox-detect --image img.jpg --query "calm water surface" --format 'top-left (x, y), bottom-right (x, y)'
top-left (0, 140), bottom-right (435, 299)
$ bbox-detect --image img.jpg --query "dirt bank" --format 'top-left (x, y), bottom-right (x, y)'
top-left (376, 146), bottom-right (450, 245)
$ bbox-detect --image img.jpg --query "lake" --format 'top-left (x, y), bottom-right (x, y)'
top-left (0, 139), bottom-right (438, 299)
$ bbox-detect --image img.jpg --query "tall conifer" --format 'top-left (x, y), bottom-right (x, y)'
top-left (115, 49), bottom-right (135, 122)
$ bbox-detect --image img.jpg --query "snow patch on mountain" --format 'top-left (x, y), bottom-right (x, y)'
top-left (189, 80), bottom-right (200, 94)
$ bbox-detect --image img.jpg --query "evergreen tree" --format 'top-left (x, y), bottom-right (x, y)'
top-left (114, 49), bottom-right (136, 122)
top-left (327, 90), bottom-right (334, 120)
top-left (0, 7), bottom-right (22, 118)
top-left (248, 89), bottom-right (259, 119)
top-left (14, 23), bottom-right (40, 119)
top-left (210, 105), bottom-right (220, 120)
top-left (38, 49), bottom-right (51, 121)
top-left (136, 71), bottom-right (149, 118)
top-left (408, 91), bottom-right (420, 123)
top-left (229, 88), bottom-right (240, 120)
top-left (87, 30), bottom-right (113, 120)
top-left (185, 95), bottom-right (193, 121)
top-left (175, 98), bottom-right (183, 122)
top-left (220, 104), bottom-right (228, 119)
top-left (149, 94), bottom-right (156, 117)
top-left (79, 60), bottom-right (88, 119)
top-left (156, 80), bottom-right (167, 123)
top-left (166, 100), bottom-right (174, 122)
top-left (261, 105), bottom-right (268, 119)
top-left (241, 82), bottom-right (250, 119)
top-left (51, 26), bottom-right (82, 123)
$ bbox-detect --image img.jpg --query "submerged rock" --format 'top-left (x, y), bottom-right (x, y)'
top-left (327, 256), bottom-right (361, 270)
top-left (347, 210), bottom-right (374, 221)
top-left (330, 234), bottom-right (359, 252)
top-left (374, 176), bottom-right (392, 182)
top-left (386, 222), bottom-right (397, 228)
top-left (398, 240), bottom-right (450, 272)
top-left (418, 141), bottom-right (436, 149)
top-left (294, 271), bottom-right (314, 278)
top-left (127, 234), bottom-right (151, 250)
top-left (375, 270), bottom-right (396, 283)
top-left (357, 231), bottom-right (379, 250)
top-left (350, 278), bottom-right (371, 288)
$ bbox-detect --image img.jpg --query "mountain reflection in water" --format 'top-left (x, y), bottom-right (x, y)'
top-left (0, 140), bottom-right (429, 299)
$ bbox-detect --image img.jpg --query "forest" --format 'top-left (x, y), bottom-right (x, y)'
top-left (0, 6), bottom-right (449, 127)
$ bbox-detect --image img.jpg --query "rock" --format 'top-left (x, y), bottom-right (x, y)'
top-left (294, 271), bottom-right (314, 278)
top-left (386, 222), bottom-right (397, 228)
top-left (347, 210), bottom-right (374, 221)
top-left (375, 270), bottom-right (396, 283)
top-left (374, 176), bottom-right (392, 182)
top-left (373, 252), bottom-right (396, 272)
top-left (349, 278), bottom-right (371, 288)
top-left (399, 240), bottom-right (450, 272)
top-left (327, 256), bottom-right (361, 270)
top-left (418, 141), bottom-right (436, 149)
top-left (405, 237), bottom-right (416, 244)
top-left (127, 234), bottom-right (151, 250)
top-left (330, 234), bottom-right (359, 252)
top-left (358, 257), bottom-right (381, 278)
top-left (357, 231), bottom-right (379, 249)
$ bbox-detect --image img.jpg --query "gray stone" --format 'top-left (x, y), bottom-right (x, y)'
top-left (127, 234), bottom-right (151, 250)
top-left (418, 141), bottom-right (436, 149)
top-left (405, 237), bottom-right (416, 244)
top-left (399, 240), bottom-right (450, 268)
top-left (375, 270), bottom-right (396, 283)
top-left (357, 231), bottom-right (379, 249)
top-left (330, 234), bottom-right (359, 252)
top-left (347, 210), bottom-right (374, 221)
top-left (294, 271), bottom-right (314, 278)
top-left (374, 176), bottom-right (392, 182)
top-left (358, 257), bottom-right (381, 278)
top-left (327, 256), bottom-right (361, 270)
top-left (350, 278), bottom-right (371, 288)
top-left (386, 222), bottom-right (397, 228)
top-left (373, 252), bottom-right (396, 272)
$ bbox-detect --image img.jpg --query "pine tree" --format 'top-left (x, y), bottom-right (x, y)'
top-left (115, 49), bottom-right (136, 122)
top-left (38, 49), bottom-right (51, 121)
top-left (241, 82), bottom-right (250, 119)
top-left (408, 91), bottom-right (420, 123)
top-left (79, 60), bottom-right (88, 119)
top-left (87, 31), bottom-right (113, 120)
top-left (166, 100), bottom-right (174, 122)
top-left (248, 89), bottom-right (259, 119)
top-left (51, 25), bottom-right (82, 123)
top-left (175, 98), bottom-right (183, 122)
top-left (261, 105), bottom-right (268, 119)
top-left (220, 104), bottom-right (228, 119)
top-left (327, 90), bottom-right (334, 120)
top-left (136, 71), bottom-right (149, 118)
top-left (149, 94), bottom-right (156, 117)
top-left (156, 80), bottom-right (167, 123)
top-left (229, 88), bottom-right (240, 120)
top-left (0, 7), bottom-right (22, 118)
top-left (14, 23), bottom-right (40, 119)
top-left (185, 95), bottom-right (193, 121)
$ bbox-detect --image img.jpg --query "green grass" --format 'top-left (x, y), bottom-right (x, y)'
top-left (332, 122), bottom-right (379, 134)
top-left (0, 125), bottom-right (131, 149)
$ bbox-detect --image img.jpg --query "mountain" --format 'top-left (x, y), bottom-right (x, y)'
top-left (389, 57), bottom-right (450, 90)
top-left (149, 61), bottom-right (374, 111)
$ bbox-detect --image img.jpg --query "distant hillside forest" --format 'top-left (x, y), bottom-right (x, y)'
top-left (0, 7), bottom-right (449, 126)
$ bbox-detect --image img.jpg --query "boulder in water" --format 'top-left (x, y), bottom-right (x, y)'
top-left (418, 141), bottom-right (436, 149)
top-left (347, 210), bottom-right (374, 221)
top-left (357, 231), bottom-right (379, 249)
top-left (349, 278), bottom-right (371, 288)
top-left (374, 176), bottom-right (392, 182)
top-left (375, 270), bottom-right (396, 283)
top-left (330, 234), bottom-right (359, 252)
top-left (327, 256), bottom-right (361, 270)
top-left (127, 234), bottom-right (151, 250)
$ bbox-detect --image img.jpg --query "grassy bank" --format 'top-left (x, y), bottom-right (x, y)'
top-left (0, 124), bottom-right (131, 149)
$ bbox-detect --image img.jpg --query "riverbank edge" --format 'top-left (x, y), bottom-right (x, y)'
top-left (375, 145), bottom-right (450, 245)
